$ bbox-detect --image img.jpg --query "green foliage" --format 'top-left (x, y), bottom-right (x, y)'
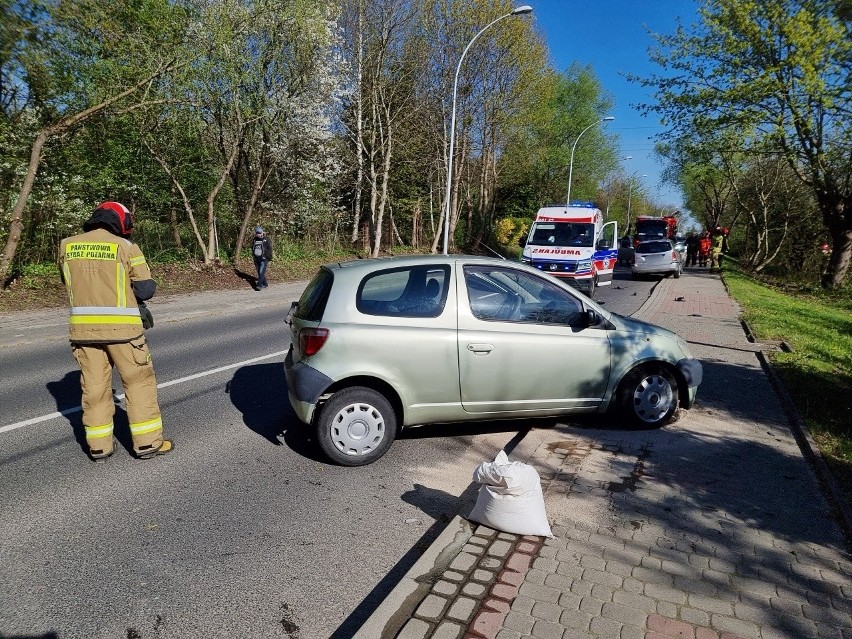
top-left (493, 216), bottom-right (528, 246)
top-left (3, 0), bottom-right (626, 277)
top-left (639, 0), bottom-right (852, 286)
top-left (20, 262), bottom-right (59, 278)
top-left (489, 215), bottom-right (530, 258)
top-left (724, 265), bottom-right (852, 469)
top-left (500, 65), bottom-right (618, 210)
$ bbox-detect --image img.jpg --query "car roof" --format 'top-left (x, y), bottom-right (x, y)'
top-left (315, 251), bottom-right (613, 318)
top-left (323, 253), bottom-right (511, 272)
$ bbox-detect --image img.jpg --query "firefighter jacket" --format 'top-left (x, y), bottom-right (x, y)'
top-left (59, 227), bottom-right (155, 343)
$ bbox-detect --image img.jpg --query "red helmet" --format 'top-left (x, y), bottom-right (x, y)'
top-left (93, 201), bottom-right (134, 236)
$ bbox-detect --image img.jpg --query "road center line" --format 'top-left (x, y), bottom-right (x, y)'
top-left (0, 349), bottom-right (290, 436)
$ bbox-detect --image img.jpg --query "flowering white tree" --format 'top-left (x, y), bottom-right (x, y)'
top-left (143, 0), bottom-right (350, 263)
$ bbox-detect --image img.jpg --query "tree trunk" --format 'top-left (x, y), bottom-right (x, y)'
top-left (0, 128), bottom-right (51, 283)
top-left (234, 154), bottom-right (270, 263)
top-left (143, 139), bottom-right (207, 257)
top-left (205, 142), bottom-right (240, 264)
top-left (822, 227), bottom-right (851, 288)
top-left (370, 118), bottom-right (393, 258)
top-left (447, 133), bottom-right (468, 253)
top-left (351, 0), bottom-right (365, 247)
top-left (169, 184), bottom-right (182, 249)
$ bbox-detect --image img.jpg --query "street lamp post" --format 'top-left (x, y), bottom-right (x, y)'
top-left (626, 173), bottom-right (647, 232)
top-left (442, 5), bottom-right (533, 255)
top-left (565, 116), bottom-right (614, 207)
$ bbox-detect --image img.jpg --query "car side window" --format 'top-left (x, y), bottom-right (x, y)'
top-left (357, 265), bottom-right (449, 318)
top-left (463, 265), bottom-right (584, 326)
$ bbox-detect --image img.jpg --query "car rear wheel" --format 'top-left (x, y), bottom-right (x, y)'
top-left (619, 365), bottom-right (680, 428)
top-left (316, 386), bottom-right (397, 466)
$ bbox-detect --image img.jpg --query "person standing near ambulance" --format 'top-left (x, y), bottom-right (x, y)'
top-left (59, 201), bottom-right (173, 460)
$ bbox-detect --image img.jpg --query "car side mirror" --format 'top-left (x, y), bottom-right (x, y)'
top-left (585, 309), bottom-right (602, 327)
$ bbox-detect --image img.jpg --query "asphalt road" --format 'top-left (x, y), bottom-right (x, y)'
top-left (0, 264), bottom-right (653, 639)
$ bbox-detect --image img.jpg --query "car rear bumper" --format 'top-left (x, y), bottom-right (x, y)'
top-left (632, 264), bottom-right (680, 275)
top-left (285, 346), bottom-right (332, 424)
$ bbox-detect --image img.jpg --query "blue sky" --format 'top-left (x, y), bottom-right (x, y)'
top-left (527, 1), bottom-right (699, 213)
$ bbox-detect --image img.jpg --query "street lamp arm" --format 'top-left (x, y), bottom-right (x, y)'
top-left (566, 116), bottom-right (614, 208)
top-left (442, 8), bottom-right (531, 255)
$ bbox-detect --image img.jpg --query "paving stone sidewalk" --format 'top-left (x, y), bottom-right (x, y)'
top-left (356, 270), bottom-right (852, 639)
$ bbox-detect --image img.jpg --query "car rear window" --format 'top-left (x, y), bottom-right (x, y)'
top-left (295, 268), bottom-right (333, 321)
top-left (637, 241), bottom-right (673, 254)
top-left (357, 265), bottom-right (449, 318)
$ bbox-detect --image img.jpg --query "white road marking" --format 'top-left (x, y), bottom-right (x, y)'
top-left (0, 349), bottom-right (290, 435)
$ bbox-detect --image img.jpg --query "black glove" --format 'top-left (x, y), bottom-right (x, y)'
top-left (139, 302), bottom-right (154, 330)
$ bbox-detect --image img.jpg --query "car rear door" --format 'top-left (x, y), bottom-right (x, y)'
top-left (456, 264), bottom-right (612, 414)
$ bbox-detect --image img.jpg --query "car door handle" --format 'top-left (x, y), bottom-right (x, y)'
top-left (467, 343), bottom-right (493, 354)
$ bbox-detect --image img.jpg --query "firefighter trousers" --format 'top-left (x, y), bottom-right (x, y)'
top-left (72, 337), bottom-right (165, 456)
top-left (710, 247), bottom-right (723, 271)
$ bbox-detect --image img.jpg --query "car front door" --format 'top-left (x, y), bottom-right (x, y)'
top-left (457, 264), bottom-right (612, 414)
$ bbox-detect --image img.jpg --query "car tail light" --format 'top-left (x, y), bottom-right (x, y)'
top-left (672, 251), bottom-right (678, 262)
top-left (299, 328), bottom-right (329, 356)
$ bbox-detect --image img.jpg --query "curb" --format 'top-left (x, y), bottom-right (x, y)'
top-left (754, 348), bottom-right (852, 546)
top-left (353, 516), bottom-right (476, 639)
top-left (737, 301), bottom-right (852, 548)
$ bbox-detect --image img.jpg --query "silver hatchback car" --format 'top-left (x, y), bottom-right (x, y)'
top-left (285, 255), bottom-right (702, 466)
top-left (632, 239), bottom-right (683, 279)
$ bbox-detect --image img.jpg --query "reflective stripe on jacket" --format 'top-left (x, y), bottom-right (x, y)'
top-left (59, 228), bottom-right (150, 343)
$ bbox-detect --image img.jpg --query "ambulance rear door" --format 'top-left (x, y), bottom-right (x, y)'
top-left (593, 220), bottom-right (618, 287)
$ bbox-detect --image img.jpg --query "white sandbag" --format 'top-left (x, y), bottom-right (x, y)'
top-left (467, 450), bottom-right (552, 537)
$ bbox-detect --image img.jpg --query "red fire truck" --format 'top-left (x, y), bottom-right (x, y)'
top-left (633, 215), bottom-right (678, 248)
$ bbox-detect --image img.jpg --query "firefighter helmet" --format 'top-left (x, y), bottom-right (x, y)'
top-left (84, 201), bottom-right (134, 236)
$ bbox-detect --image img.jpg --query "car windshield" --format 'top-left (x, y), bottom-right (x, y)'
top-left (637, 241), bottom-right (673, 254)
top-left (635, 221), bottom-right (668, 239)
top-left (528, 222), bottom-right (594, 247)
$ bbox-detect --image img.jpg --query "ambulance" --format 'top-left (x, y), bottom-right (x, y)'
top-left (519, 202), bottom-right (618, 299)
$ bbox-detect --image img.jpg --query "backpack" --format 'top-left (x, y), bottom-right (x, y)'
top-left (253, 239), bottom-right (263, 257)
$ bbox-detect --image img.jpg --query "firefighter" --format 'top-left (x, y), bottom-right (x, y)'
top-left (709, 226), bottom-right (725, 273)
top-left (698, 231), bottom-right (711, 267)
top-left (59, 201), bottom-right (173, 460)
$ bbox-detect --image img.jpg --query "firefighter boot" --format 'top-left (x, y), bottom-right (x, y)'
top-left (89, 436), bottom-right (117, 461)
top-left (136, 439), bottom-right (174, 460)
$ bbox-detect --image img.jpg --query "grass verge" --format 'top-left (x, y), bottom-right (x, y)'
top-left (723, 263), bottom-right (852, 510)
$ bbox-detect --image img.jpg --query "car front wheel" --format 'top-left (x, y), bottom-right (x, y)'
top-left (619, 365), bottom-right (680, 428)
top-left (316, 386), bottom-right (397, 466)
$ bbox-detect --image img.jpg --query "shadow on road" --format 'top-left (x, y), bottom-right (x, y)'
top-left (45, 370), bottom-right (135, 456)
top-left (232, 267), bottom-right (259, 290)
top-left (226, 362), bottom-right (327, 462)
